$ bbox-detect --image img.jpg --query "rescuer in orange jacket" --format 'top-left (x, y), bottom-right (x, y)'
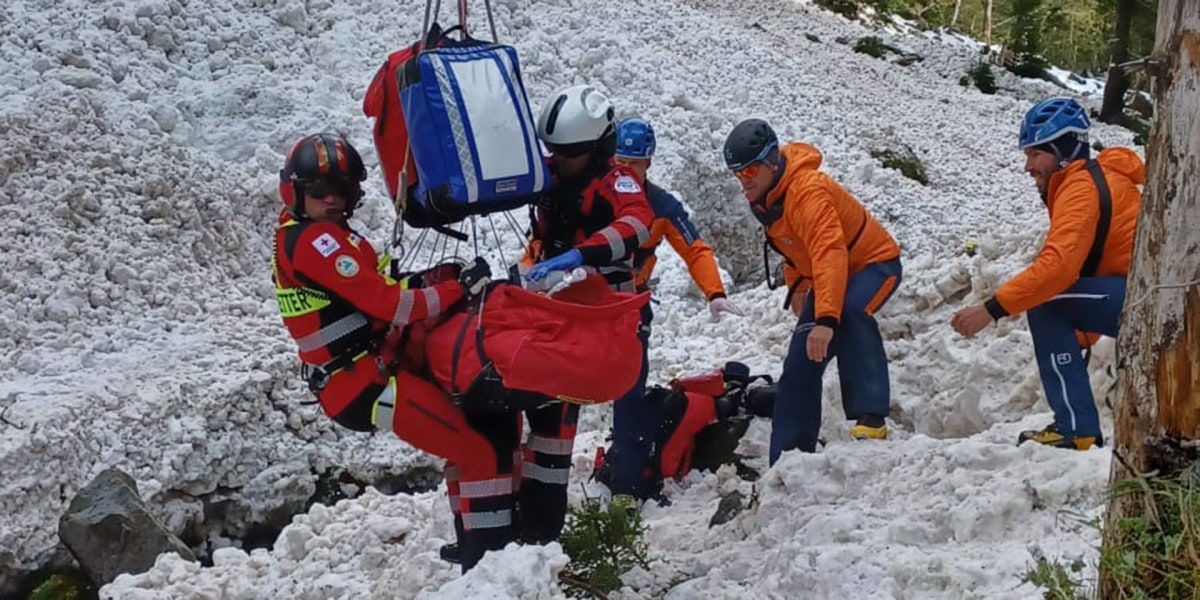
top-left (612, 118), bottom-right (742, 321)
top-left (723, 119), bottom-right (903, 464)
top-left (951, 98), bottom-right (1144, 450)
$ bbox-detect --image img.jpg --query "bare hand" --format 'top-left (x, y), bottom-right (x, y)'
top-left (708, 297), bottom-right (744, 321)
top-left (807, 325), bottom-right (834, 362)
top-left (951, 304), bottom-right (993, 338)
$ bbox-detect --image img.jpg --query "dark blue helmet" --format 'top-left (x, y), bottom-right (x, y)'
top-left (724, 119), bottom-right (779, 170)
top-left (615, 118), bottom-right (656, 159)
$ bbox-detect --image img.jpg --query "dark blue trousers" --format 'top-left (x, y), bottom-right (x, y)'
top-left (608, 303), bottom-right (654, 498)
top-left (770, 258), bottom-right (902, 465)
top-left (1026, 277), bottom-right (1125, 440)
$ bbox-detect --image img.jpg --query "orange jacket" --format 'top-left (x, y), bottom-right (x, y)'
top-left (763, 144), bottom-right (900, 325)
top-left (987, 147), bottom-right (1144, 318)
top-left (633, 182), bottom-right (726, 300)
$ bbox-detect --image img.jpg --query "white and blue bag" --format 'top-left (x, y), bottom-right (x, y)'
top-left (400, 36), bottom-right (548, 221)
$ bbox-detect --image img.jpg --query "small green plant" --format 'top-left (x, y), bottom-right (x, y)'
top-left (559, 499), bottom-right (650, 598)
top-left (853, 36), bottom-right (890, 58)
top-left (961, 62), bottom-right (997, 94)
top-left (870, 146), bottom-right (929, 185)
top-left (28, 571), bottom-right (96, 600)
top-left (1023, 547), bottom-right (1090, 599)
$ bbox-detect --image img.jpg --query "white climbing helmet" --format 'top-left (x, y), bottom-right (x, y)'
top-left (536, 84), bottom-right (615, 146)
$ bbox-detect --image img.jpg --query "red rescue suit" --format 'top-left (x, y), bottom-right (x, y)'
top-left (271, 213), bottom-right (518, 569)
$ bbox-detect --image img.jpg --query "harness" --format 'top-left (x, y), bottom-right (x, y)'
top-left (758, 198), bottom-right (869, 311)
top-left (301, 341), bottom-right (377, 393)
top-left (1080, 159), bottom-right (1113, 278)
top-left (531, 164), bottom-right (637, 290)
top-left (532, 163), bottom-right (609, 259)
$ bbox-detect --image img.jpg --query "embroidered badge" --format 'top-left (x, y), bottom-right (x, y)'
top-left (312, 233), bottom-right (341, 257)
top-left (614, 175), bottom-right (642, 194)
top-left (335, 255), bottom-right (360, 278)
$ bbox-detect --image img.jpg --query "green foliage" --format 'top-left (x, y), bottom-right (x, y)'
top-left (1001, 0), bottom-right (1055, 80)
top-left (559, 500), bottom-right (650, 597)
top-left (854, 36), bottom-right (890, 58)
top-left (961, 61), bottom-right (998, 94)
top-left (28, 571), bottom-right (96, 600)
top-left (1008, 52), bottom-right (1051, 81)
top-left (1008, 0), bottom-right (1044, 56)
top-left (1096, 465), bottom-right (1200, 598)
top-left (811, 0), bottom-right (1158, 74)
top-left (1026, 460), bottom-right (1200, 600)
top-left (1118, 114), bottom-right (1151, 146)
top-left (1023, 547), bottom-right (1091, 599)
top-left (870, 146), bottom-right (929, 185)
top-left (815, 0), bottom-right (860, 20)
top-left (862, 0), bottom-right (914, 17)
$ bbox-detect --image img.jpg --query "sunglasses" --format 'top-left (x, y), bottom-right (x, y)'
top-left (728, 140), bottom-right (779, 180)
top-left (733, 163), bottom-right (765, 181)
top-left (547, 141), bottom-right (595, 159)
top-left (303, 180), bottom-right (349, 199)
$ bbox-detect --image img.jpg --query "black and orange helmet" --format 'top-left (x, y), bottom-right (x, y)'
top-left (279, 133), bottom-right (367, 219)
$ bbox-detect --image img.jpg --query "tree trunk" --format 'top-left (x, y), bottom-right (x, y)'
top-left (984, 0), bottom-right (994, 45)
top-left (1100, 0), bottom-right (1200, 596)
top-left (1100, 0), bottom-right (1138, 123)
top-left (951, 0), bottom-right (964, 29)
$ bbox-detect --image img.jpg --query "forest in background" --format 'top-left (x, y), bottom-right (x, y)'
top-left (822, 0), bottom-right (1157, 77)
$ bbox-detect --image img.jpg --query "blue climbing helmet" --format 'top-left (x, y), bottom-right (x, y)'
top-left (614, 118), bottom-right (656, 159)
top-left (1019, 98), bottom-right (1091, 160)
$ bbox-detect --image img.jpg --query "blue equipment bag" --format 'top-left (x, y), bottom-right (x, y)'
top-left (400, 38), bottom-right (548, 222)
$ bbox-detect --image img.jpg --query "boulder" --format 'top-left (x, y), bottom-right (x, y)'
top-left (58, 468), bottom-right (194, 586)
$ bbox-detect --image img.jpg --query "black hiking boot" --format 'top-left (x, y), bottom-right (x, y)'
top-left (439, 542), bottom-right (461, 565)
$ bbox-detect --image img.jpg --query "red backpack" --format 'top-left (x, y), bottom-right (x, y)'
top-left (362, 37), bottom-right (425, 208)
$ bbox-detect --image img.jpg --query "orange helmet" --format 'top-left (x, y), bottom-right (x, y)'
top-left (279, 133), bottom-right (367, 218)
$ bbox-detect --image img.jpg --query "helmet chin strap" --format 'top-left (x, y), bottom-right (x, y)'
top-left (1052, 143), bottom-right (1071, 167)
top-left (289, 181), bottom-right (308, 220)
top-left (1050, 135), bottom-right (1088, 167)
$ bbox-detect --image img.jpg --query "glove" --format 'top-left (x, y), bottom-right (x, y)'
top-left (708, 297), bottom-right (744, 320)
top-left (458, 257), bottom-right (492, 297)
top-left (525, 249), bottom-right (583, 282)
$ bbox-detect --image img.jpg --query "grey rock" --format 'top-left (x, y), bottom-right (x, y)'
top-left (708, 489), bottom-right (745, 527)
top-left (58, 468), bottom-right (195, 586)
top-left (1126, 92), bottom-right (1153, 120)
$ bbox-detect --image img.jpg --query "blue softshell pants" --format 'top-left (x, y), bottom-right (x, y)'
top-left (1026, 276), bottom-right (1125, 441)
top-left (770, 258), bottom-right (903, 465)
